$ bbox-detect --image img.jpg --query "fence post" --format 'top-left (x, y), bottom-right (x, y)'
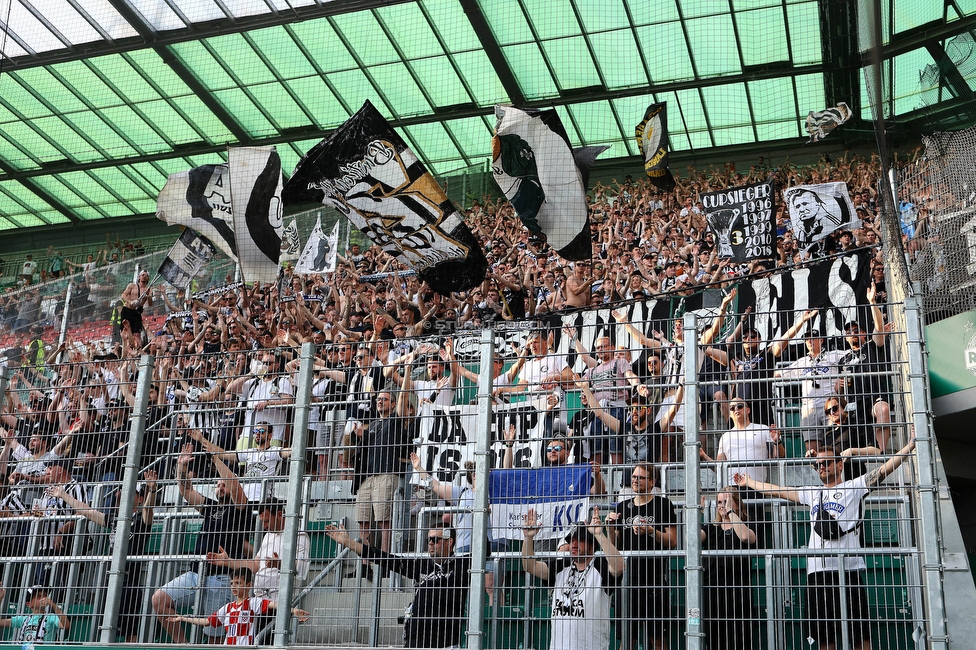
top-left (100, 353), bottom-right (154, 644)
top-left (467, 328), bottom-right (495, 650)
top-left (273, 342), bottom-right (315, 647)
top-left (682, 312), bottom-right (703, 650)
top-left (904, 297), bottom-right (950, 648)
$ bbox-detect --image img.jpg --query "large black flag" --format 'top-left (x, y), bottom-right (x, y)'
top-left (636, 103), bottom-right (676, 192)
top-left (282, 101), bottom-right (487, 295)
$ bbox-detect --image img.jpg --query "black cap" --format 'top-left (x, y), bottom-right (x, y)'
top-left (26, 585), bottom-right (46, 599)
top-left (807, 328), bottom-right (823, 338)
top-left (564, 522), bottom-right (597, 547)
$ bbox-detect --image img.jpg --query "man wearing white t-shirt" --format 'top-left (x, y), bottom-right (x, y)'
top-left (206, 498), bottom-right (310, 598)
top-left (189, 421), bottom-right (291, 502)
top-left (734, 437), bottom-right (916, 650)
top-left (775, 327), bottom-right (847, 454)
top-left (228, 349), bottom-right (294, 446)
top-left (521, 508), bottom-right (624, 650)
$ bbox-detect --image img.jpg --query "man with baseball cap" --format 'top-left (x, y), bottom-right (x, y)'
top-left (521, 507), bottom-right (624, 650)
top-left (775, 325), bottom-right (848, 454)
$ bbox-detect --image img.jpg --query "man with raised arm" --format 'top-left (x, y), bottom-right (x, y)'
top-left (732, 436), bottom-right (916, 650)
top-left (152, 444), bottom-right (253, 643)
top-left (521, 507), bottom-right (624, 650)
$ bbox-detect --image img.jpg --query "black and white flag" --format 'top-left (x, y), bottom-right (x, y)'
top-left (636, 103), bottom-right (676, 192)
top-left (157, 228), bottom-right (215, 290)
top-left (281, 101), bottom-right (487, 295)
top-left (229, 146), bottom-right (283, 284)
top-left (295, 217), bottom-right (339, 275)
top-left (805, 102), bottom-right (853, 143)
top-left (784, 182), bottom-right (860, 246)
top-left (280, 218), bottom-right (301, 266)
top-left (156, 163), bottom-right (237, 261)
top-left (492, 105), bottom-right (608, 261)
top-left (702, 178), bottom-right (776, 261)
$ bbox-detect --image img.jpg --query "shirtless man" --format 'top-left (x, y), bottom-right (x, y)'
top-left (563, 261), bottom-right (593, 308)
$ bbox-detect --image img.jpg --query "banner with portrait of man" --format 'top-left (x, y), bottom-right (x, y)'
top-left (281, 101), bottom-right (487, 295)
top-left (784, 182), bottom-right (860, 246)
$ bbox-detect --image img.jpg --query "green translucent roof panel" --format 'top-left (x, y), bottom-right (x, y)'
top-left (569, 101), bottom-right (622, 144)
top-left (542, 37), bottom-right (602, 90)
top-left (453, 50), bottom-right (509, 105)
top-left (637, 23), bottom-right (695, 83)
top-left (523, 0), bottom-right (582, 40)
top-left (738, 7), bottom-right (790, 66)
top-left (480, 0), bottom-right (534, 46)
top-left (591, 30), bottom-right (648, 90)
top-left (786, 3), bottom-right (822, 66)
top-left (425, 0), bottom-right (482, 52)
top-left (370, 63), bottom-right (432, 116)
top-left (687, 15), bottom-right (742, 77)
top-left (249, 83), bottom-right (312, 130)
top-left (290, 19), bottom-right (358, 74)
top-left (576, 0), bottom-right (630, 31)
top-left (329, 69), bottom-right (391, 118)
top-left (331, 12), bottom-right (400, 67)
top-left (403, 122), bottom-right (463, 165)
top-left (411, 57), bottom-right (471, 108)
top-left (702, 84), bottom-right (752, 131)
top-left (503, 42), bottom-right (559, 99)
top-left (376, 4), bottom-right (443, 59)
top-left (445, 116), bottom-right (493, 160)
top-left (892, 49), bottom-right (938, 114)
top-left (286, 77), bottom-right (349, 128)
top-left (249, 30), bottom-right (318, 80)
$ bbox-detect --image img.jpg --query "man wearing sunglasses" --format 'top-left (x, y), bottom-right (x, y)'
top-left (733, 435), bottom-right (916, 650)
top-left (325, 522), bottom-right (470, 649)
top-left (708, 398), bottom-right (784, 489)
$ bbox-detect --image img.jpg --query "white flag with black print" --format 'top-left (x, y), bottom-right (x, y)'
top-left (784, 182), bottom-right (860, 246)
top-left (295, 217), bottom-right (339, 275)
top-left (157, 228), bottom-right (215, 290)
top-left (156, 163), bottom-right (237, 261)
top-left (280, 218), bottom-right (301, 266)
top-left (229, 146), bottom-right (284, 284)
top-left (492, 105), bottom-right (608, 261)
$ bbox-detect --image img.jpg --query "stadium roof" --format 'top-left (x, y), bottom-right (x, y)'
top-left (0, 0), bottom-right (974, 231)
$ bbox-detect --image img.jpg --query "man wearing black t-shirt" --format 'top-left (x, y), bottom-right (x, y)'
top-left (839, 282), bottom-right (892, 453)
top-left (606, 463), bottom-right (678, 650)
top-left (326, 522), bottom-right (470, 648)
top-left (152, 444), bottom-right (253, 643)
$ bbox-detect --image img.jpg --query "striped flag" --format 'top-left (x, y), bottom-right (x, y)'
top-left (492, 105), bottom-right (607, 261)
top-left (157, 228), bottom-right (216, 290)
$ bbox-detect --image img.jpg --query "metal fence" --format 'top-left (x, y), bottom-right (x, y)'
top-left (0, 296), bottom-right (940, 649)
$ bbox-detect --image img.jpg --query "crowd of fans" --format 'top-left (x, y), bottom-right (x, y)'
top-left (0, 151), bottom-right (922, 648)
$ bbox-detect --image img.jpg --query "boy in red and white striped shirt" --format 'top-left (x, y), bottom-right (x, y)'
top-left (169, 568), bottom-right (308, 645)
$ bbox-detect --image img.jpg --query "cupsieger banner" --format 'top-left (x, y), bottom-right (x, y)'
top-left (703, 178), bottom-right (776, 261)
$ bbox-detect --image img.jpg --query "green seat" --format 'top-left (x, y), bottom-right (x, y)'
top-left (306, 520), bottom-right (340, 562)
